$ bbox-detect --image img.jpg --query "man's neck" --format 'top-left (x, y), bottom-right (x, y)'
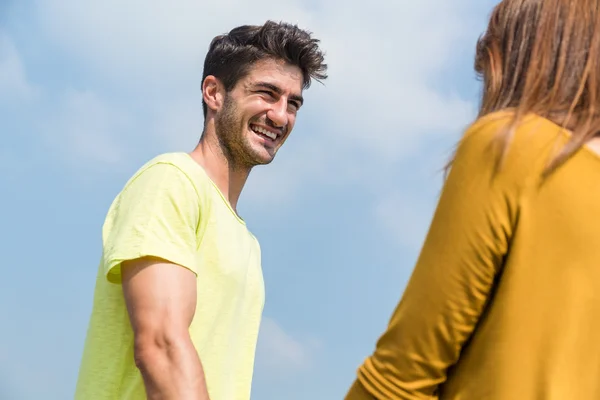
top-left (188, 131), bottom-right (250, 213)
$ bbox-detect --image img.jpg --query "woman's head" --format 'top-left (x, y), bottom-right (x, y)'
top-left (474, 0), bottom-right (600, 174)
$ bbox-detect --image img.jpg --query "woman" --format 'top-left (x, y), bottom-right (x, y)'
top-left (346, 1), bottom-right (600, 399)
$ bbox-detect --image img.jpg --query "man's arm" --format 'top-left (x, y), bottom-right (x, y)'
top-left (122, 256), bottom-right (210, 400)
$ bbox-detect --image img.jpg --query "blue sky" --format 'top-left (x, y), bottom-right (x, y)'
top-left (1, 1), bottom-right (496, 399)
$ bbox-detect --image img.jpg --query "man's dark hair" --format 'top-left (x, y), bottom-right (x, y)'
top-left (201, 20), bottom-right (328, 117)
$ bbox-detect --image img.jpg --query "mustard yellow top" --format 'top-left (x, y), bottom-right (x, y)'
top-left (347, 112), bottom-right (600, 399)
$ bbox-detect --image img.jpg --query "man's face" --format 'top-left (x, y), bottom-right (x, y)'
top-left (214, 58), bottom-right (304, 168)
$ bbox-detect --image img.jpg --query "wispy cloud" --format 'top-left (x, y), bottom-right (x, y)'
top-left (33, 0), bottom-right (313, 91)
top-left (312, 1), bottom-right (476, 158)
top-left (374, 188), bottom-right (438, 250)
top-left (0, 34), bottom-right (38, 104)
top-left (255, 317), bottom-right (321, 377)
top-left (30, 0), bottom-right (476, 180)
top-left (41, 89), bottom-right (132, 169)
top-left (151, 95), bottom-right (205, 152)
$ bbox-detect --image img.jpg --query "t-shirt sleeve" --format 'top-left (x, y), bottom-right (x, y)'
top-left (353, 121), bottom-right (522, 399)
top-left (102, 162), bottom-right (201, 284)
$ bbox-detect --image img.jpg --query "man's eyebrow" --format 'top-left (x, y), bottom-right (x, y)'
top-left (253, 82), bottom-right (304, 105)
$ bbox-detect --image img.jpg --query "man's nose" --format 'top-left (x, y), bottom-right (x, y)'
top-left (266, 99), bottom-right (288, 128)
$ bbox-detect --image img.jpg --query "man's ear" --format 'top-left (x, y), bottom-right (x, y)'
top-left (202, 75), bottom-right (224, 113)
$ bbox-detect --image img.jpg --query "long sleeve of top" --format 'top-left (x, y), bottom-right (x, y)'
top-left (347, 112), bottom-right (600, 399)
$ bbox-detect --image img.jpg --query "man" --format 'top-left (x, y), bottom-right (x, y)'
top-left (75, 21), bottom-right (327, 400)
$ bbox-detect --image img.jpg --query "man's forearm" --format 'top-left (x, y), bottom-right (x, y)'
top-left (135, 336), bottom-right (210, 400)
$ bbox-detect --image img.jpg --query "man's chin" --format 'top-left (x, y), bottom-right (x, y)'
top-left (249, 148), bottom-right (277, 166)
top-left (252, 156), bottom-right (275, 167)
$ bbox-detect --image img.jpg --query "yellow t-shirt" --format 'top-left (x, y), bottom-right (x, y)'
top-left (75, 153), bottom-right (265, 400)
top-left (347, 112), bottom-right (600, 399)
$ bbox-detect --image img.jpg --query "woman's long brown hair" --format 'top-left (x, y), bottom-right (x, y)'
top-left (464, 0), bottom-right (600, 176)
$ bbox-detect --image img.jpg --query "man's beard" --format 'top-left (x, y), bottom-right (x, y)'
top-left (214, 94), bottom-right (271, 170)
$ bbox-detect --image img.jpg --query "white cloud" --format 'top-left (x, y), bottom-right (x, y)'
top-left (255, 317), bottom-right (321, 377)
top-left (314, 1), bottom-right (476, 157)
top-left (33, 0), bottom-right (313, 91)
top-left (0, 34), bottom-right (38, 103)
top-left (41, 89), bottom-right (131, 169)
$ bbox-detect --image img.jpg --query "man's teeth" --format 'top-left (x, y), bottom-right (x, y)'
top-left (252, 125), bottom-right (277, 140)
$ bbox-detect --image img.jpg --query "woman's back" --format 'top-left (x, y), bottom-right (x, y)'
top-left (441, 112), bottom-right (600, 398)
top-left (347, 111), bottom-right (600, 399)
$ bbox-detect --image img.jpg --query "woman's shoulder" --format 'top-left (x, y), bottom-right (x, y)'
top-left (457, 110), bottom-right (564, 173)
top-left (463, 111), bottom-right (562, 149)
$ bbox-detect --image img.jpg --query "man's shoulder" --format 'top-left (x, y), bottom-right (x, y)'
top-left (137, 152), bottom-right (202, 177)
top-left (125, 152), bottom-right (211, 192)
top-left (105, 152), bottom-right (213, 216)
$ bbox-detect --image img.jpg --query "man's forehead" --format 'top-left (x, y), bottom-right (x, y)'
top-left (244, 60), bottom-right (302, 85)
